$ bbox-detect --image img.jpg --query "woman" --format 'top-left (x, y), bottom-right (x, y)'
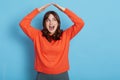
top-left (19, 3), bottom-right (84, 80)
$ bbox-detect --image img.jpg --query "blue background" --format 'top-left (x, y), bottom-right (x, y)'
top-left (0, 0), bottom-right (120, 80)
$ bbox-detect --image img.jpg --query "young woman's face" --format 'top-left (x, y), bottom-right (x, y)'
top-left (45, 14), bottom-right (58, 35)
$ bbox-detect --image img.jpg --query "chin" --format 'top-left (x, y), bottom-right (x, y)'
top-left (50, 30), bottom-right (56, 34)
top-left (49, 32), bottom-right (55, 35)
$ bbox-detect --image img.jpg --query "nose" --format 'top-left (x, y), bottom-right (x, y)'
top-left (49, 20), bottom-right (53, 25)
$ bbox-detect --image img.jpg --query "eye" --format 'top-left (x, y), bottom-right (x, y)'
top-left (52, 18), bottom-right (57, 21)
top-left (46, 19), bottom-right (50, 22)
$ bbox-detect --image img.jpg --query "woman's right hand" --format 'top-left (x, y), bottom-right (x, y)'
top-left (37, 3), bottom-right (52, 12)
top-left (37, 3), bottom-right (66, 12)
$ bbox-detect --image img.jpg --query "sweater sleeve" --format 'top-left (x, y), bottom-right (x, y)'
top-left (64, 8), bottom-right (85, 40)
top-left (19, 8), bottom-right (40, 41)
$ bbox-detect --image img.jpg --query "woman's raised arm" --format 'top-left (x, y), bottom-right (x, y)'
top-left (52, 3), bottom-right (84, 40)
top-left (19, 3), bottom-right (51, 40)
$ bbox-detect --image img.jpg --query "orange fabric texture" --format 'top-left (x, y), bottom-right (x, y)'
top-left (19, 8), bottom-right (84, 74)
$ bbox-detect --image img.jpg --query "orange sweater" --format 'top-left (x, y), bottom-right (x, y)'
top-left (19, 8), bottom-right (84, 74)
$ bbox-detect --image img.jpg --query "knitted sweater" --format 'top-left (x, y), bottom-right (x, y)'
top-left (19, 8), bottom-right (84, 74)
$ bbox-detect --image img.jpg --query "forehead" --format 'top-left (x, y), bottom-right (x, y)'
top-left (47, 14), bottom-right (56, 19)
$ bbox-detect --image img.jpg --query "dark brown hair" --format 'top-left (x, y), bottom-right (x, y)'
top-left (42, 11), bottom-right (63, 42)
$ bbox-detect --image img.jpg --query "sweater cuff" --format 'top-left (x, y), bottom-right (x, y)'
top-left (63, 8), bottom-right (69, 14)
top-left (35, 8), bottom-right (40, 13)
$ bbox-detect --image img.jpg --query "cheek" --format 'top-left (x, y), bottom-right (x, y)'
top-left (45, 22), bottom-right (49, 26)
top-left (55, 22), bottom-right (58, 26)
top-left (55, 24), bottom-right (59, 30)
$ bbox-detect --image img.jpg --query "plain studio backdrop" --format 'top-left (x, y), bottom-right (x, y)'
top-left (0, 0), bottom-right (120, 80)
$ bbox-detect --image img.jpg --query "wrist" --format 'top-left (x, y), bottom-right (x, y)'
top-left (62, 8), bottom-right (66, 12)
top-left (37, 7), bottom-right (44, 12)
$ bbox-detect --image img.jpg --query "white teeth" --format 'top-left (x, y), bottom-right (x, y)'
top-left (49, 26), bottom-right (54, 29)
top-left (49, 26), bottom-right (54, 28)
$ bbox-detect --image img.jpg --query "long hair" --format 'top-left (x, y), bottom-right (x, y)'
top-left (42, 11), bottom-right (63, 42)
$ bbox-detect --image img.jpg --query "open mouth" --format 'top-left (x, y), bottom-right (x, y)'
top-left (49, 26), bottom-right (55, 31)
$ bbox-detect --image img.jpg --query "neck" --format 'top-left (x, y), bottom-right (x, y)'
top-left (49, 33), bottom-right (54, 36)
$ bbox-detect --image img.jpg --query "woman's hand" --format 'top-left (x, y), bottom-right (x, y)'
top-left (37, 3), bottom-right (52, 12)
top-left (52, 3), bottom-right (65, 12)
top-left (37, 3), bottom-right (66, 12)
